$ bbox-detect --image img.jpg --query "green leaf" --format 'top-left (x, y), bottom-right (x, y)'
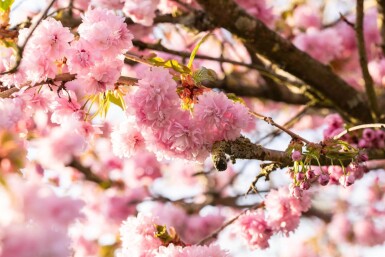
top-left (107, 91), bottom-right (126, 111)
top-left (0, 0), bottom-right (14, 12)
top-left (149, 56), bottom-right (190, 74)
top-left (192, 67), bottom-right (217, 83)
top-left (226, 93), bottom-right (245, 105)
top-left (188, 33), bottom-right (211, 69)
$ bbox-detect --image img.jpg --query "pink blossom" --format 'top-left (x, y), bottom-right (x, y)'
top-left (103, 187), bottom-right (148, 223)
top-left (328, 214), bottom-right (352, 243)
top-left (123, 150), bottom-right (162, 186)
top-left (23, 186), bottom-right (84, 228)
top-left (67, 39), bottom-right (97, 74)
top-left (291, 5), bottom-right (321, 30)
top-left (0, 98), bottom-right (24, 130)
top-left (25, 18), bottom-right (74, 59)
top-left (155, 243), bottom-right (230, 257)
top-left (182, 214), bottom-right (225, 244)
top-left (194, 91), bottom-right (250, 142)
top-left (123, 0), bottom-right (160, 26)
top-left (76, 59), bottom-right (123, 94)
top-left (265, 187), bottom-right (310, 235)
top-left (111, 119), bottom-right (145, 158)
top-left (34, 126), bottom-right (87, 168)
top-left (120, 213), bottom-right (162, 257)
top-left (368, 59), bottom-right (385, 86)
top-left (162, 119), bottom-right (207, 160)
top-left (293, 28), bottom-right (342, 64)
top-left (23, 53), bottom-right (58, 84)
top-left (353, 219), bottom-right (385, 246)
top-left (78, 8), bottom-right (133, 57)
top-left (91, 0), bottom-right (124, 9)
top-left (236, 0), bottom-right (275, 26)
top-left (50, 92), bottom-right (82, 124)
top-left (291, 150), bottom-right (302, 161)
top-left (339, 173), bottom-right (355, 187)
top-left (238, 210), bottom-right (272, 249)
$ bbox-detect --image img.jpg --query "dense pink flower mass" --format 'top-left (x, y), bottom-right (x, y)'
top-left (194, 91), bottom-right (250, 142)
top-left (265, 187), bottom-right (311, 235)
top-left (123, 0), bottom-right (160, 26)
top-left (126, 66), bottom-right (251, 161)
top-left (119, 213), bottom-right (163, 257)
top-left (1, 0), bottom-right (385, 256)
top-left (0, 176), bottom-right (84, 257)
top-left (293, 28), bottom-right (342, 64)
top-left (238, 210), bottom-right (272, 249)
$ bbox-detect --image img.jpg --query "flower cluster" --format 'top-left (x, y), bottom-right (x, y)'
top-left (237, 187), bottom-right (311, 249)
top-left (119, 213), bottom-right (230, 257)
top-left (122, 66), bottom-right (251, 161)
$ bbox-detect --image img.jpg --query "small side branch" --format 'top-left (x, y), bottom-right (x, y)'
top-left (356, 0), bottom-right (380, 119)
top-left (377, 0), bottom-right (385, 55)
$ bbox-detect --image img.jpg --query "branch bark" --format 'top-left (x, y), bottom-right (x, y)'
top-left (196, 0), bottom-right (373, 123)
top-left (355, 0), bottom-right (379, 119)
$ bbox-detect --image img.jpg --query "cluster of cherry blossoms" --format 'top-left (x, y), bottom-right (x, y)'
top-left (1, 0), bottom-right (385, 256)
top-left (111, 66), bottom-right (251, 161)
top-left (0, 175), bottom-right (84, 257)
top-left (237, 187), bottom-right (311, 250)
top-left (119, 213), bottom-right (229, 257)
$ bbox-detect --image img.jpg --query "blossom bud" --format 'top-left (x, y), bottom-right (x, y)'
top-left (289, 184), bottom-right (303, 198)
top-left (318, 173), bottom-right (329, 186)
top-left (306, 169), bottom-right (315, 180)
top-left (296, 172), bottom-right (305, 181)
top-left (339, 174), bottom-right (355, 187)
top-left (291, 150), bottom-right (302, 161)
top-left (300, 181), bottom-right (311, 190)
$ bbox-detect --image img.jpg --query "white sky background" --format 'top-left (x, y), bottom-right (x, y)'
top-left (7, 0), bottom-right (385, 256)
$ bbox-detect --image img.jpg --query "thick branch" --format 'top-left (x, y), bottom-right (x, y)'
top-left (196, 0), bottom-right (372, 123)
top-left (206, 78), bottom-right (313, 105)
top-left (211, 136), bottom-right (385, 171)
top-left (356, 0), bottom-right (379, 119)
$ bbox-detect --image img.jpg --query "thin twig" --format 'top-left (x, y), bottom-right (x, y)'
top-left (255, 101), bottom-right (316, 145)
top-left (0, 73), bottom-right (138, 98)
top-left (0, 0), bottom-right (57, 75)
top-left (355, 0), bottom-right (380, 120)
top-left (377, 0), bottom-right (385, 56)
top-left (333, 123), bottom-right (385, 139)
top-left (197, 202), bottom-right (264, 245)
top-left (250, 111), bottom-right (311, 144)
top-left (132, 40), bottom-right (305, 87)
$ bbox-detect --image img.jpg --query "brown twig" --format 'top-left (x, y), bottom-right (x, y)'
top-left (355, 0), bottom-right (380, 120)
top-left (0, 0), bottom-right (57, 75)
top-left (0, 73), bottom-right (138, 99)
top-left (197, 202), bottom-right (264, 245)
top-left (377, 0), bottom-right (385, 56)
top-left (132, 40), bottom-right (305, 87)
top-left (250, 111), bottom-right (311, 144)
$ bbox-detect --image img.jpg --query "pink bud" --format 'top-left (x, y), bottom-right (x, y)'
top-left (306, 169), bottom-right (315, 180)
top-left (291, 150), bottom-right (302, 161)
top-left (289, 184), bottom-right (303, 198)
top-left (318, 173), bottom-right (329, 186)
top-left (339, 174), bottom-right (355, 187)
top-left (296, 172), bottom-right (305, 181)
top-left (300, 181), bottom-right (311, 190)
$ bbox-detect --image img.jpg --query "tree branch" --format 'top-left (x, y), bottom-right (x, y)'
top-left (355, 0), bottom-right (379, 119)
top-left (0, 73), bottom-right (138, 98)
top-left (196, 0), bottom-right (372, 123)
top-left (377, 0), bottom-right (385, 56)
top-left (211, 136), bottom-right (385, 171)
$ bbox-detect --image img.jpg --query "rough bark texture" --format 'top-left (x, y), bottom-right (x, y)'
top-left (196, 0), bottom-right (373, 123)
